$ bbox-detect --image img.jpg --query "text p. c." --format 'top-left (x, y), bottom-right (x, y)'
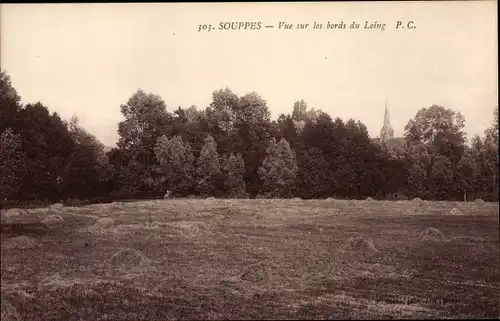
top-left (396, 21), bottom-right (416, 29)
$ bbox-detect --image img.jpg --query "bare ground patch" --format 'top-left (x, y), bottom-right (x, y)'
top-left (2, 236), bottom-right (39, 250)
top-left (1, 293), bottom-right (21, 321)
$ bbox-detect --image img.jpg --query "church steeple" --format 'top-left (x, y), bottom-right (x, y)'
top-left (380, 99), bottom-right (394, 143)
top-left (383, 99), bottom-right (390, 126)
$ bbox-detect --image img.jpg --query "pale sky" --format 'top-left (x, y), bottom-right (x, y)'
top-left (1, 2), bottom-right (497, 147)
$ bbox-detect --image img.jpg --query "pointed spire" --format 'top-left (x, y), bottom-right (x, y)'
top-left (380, 98), bottom-right (394, 143)
top-left (383, 98), bottom-right (390, 126)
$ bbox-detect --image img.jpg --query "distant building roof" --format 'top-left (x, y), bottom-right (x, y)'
top-left (372, 136), bottom-right (406, 158)
top-left (388, 137), bottom-right (405, 148)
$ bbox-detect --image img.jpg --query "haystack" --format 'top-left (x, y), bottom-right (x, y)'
top-left (93, 217), bottom-right (115, 228)
top-left (449, 208), bottom-right (464, 216)
top-left (240, 261), bottom-right (280, 283)
top-left (365, 197), bottom-right (374, 201)
top-left (167, 220), bottom-right (208, 238)
top-left (412, 197), bottom-right (422, 202)
top-left (1, 295), bottom-right (21, 321)
top-left (2, 236), bottom-right (38, 250)
top-left (223, 207), bottom-right (239, 216)
top-left (417, 227), bottom-right (446, 242)
top-left (346, 236), bottom-right (379, 253)
top-left (109, 248), bottom-right (146, 269)
top-left (94, 206), bottom-right (114, 215)
top-left (325, 197), bottom-right (335, 201)
top-left (50, 203), bottom-right (64, 210)
top-left (42, 214), bottom-right (64, 224)
top-left (404, 206), bottom-right (424, 215)
top-left (475, 199), bottom-right (485, 204)
top-left (205, 196), bottom-right (216, 200)
top-left (4, 209), bottom-right (28, 219)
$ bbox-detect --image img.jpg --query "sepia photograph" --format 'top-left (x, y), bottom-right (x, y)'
top-left (0, 1), bottom-right (498, 320)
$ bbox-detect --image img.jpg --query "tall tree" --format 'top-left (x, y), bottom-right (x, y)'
top-left (230, 92), bottom-right (273, 196)
top-left (405, 143), bottom-right (432, 198)
top-left (291, 100), bottom-right (320, 123)
top-left (404, 105), bottom-right (467, 199)
top-left (466, 133), bottom-right (499, 201)
top-left (457, 146), bottom-right (475, 198)
top-left (118, 89), bottom-right (172, 152)
top-left (206, 88), bottom-right (240, 137)
top-left (171, 106), bottom-right (208, 158)
top-left (195, 134), bottom-right (222, 197)
top-left (277, 113), bottom-right (303, 151)
top-left (62, 116), bottom-right (112, 199)
top-left (484, 106), bottom-right (499, 200)
top-left (0, 70), bottom-right (22, 134)
top-left (405, 105), bottom-right (466, 165)
top-left (429, 154), bottom-right (454, 200)
top-left (0, 128), bottom-right (27, 200)
top-left (154, 135), bottom-right (195, 196)
top-left (258, 138), bottom-right (298, 198)
top-left (221, 153), bottom-right (247, 198)
top-left (17, 103), bottom-right (74, 201)
top-left (297, 147), bottom-right (333, 199)
top-left (116, 89), bottom-right (173, 195)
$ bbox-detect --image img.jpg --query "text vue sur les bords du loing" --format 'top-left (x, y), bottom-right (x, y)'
top-left (198, 20), bottom-right (416, 32)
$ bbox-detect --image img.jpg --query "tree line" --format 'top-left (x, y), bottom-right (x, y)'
top-left (0, 70), bottom-right (498, 204)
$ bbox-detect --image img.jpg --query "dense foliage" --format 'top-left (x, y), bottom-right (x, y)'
top-left (1, 70), bottom-right (498, 203)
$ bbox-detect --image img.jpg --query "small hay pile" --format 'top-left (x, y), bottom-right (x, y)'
top-left (42, 214), bottom-right (64, 224)
top-left (1, 295), bottom-right (21, 321)
top-left (412, 197), bottom-right (423, 203)
top-left (95, 206), bottom-right (114, 216)
top-left (114, 222), bottom-right (164, 233)
top-left (365, 197), bottom-right (374, 201)
top-left (2, 236), bottom-right (38, 250)
top-left (449, 208), bottom-right (464, 216)
top-left (107, 201), bottom-right (128, 208)
top-left (166, 220), bottom-right (209, 238)
top-left (49, 203), bottom-right (64, 210)
top-left (239, 261), bottom-right (282, 284)
top-left (346, 236), bottom-right (379, 253)
top-left (93, 217), bottom-right (115, 228)
top-left (3, 209), bottom-right (28, 219)
top-left (221, 207), bottom-right (239, 217)
top-left (404, 206), bottom-right (425, 215)
top-left (475, 199), bottom-right (485, 204)
top-left (325, 197), bottom-right (335, 202)
top-left (109, 248), bottom-right (146, 269)
top-left (417, 227), bottom-right (446, 242)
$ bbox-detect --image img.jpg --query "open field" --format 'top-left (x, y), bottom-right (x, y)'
top-left (1, 199), bottom-right (499, 320)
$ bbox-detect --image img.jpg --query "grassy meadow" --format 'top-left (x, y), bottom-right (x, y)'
top-left (1, 199), bottom-right (499, 320)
